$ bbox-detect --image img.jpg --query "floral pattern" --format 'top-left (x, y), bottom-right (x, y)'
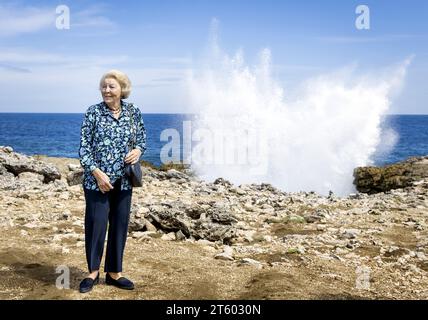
top-left (79, 100), bottom-right (146, 191)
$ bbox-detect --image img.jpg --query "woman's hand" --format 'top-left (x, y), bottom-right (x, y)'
top-left (92, 168), bottom-right (114, 193)
top-left (125, 148), bottom-right (142, 165)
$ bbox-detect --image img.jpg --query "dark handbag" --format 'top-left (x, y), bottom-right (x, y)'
top-left (124, 104), bottom-right (143, 187)
top-left (124, 161), bottom-right (143, 187)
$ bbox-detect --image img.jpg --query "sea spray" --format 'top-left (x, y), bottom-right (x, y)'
top-left (187, 24), bottom-right (410, 196)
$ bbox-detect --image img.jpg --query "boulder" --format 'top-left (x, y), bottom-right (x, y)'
top-left (66, 169), bottom-right (83, 186)
top-left (192, 221), bottom-right (236, 244)
top-left (215, 246), bottom-right (234, 261)
top-left (213, 177), bottom-right (232, 187)
top-left (68, 164), bottom-right (81, 171)
top-left (0, 147), bottom-right (61, 183)
top-left (130, 200), bottom-right (238, 243)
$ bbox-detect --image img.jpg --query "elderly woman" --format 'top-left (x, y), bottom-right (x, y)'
top-left (78, 70), bottom-right (146, 293)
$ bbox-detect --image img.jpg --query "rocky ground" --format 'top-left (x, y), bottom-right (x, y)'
top-left (0, 146), bottom-right (427, 300)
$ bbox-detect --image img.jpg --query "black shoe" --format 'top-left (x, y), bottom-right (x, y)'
top-left (106, 273), bottom-right (135, 290)
top-left (79, 273), bottom-right (99, 293)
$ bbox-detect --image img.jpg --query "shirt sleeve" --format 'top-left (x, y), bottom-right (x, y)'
top-left (79, 109), bottom-right (98, 172)
top-left (133, 107), bottom-right (147, 157)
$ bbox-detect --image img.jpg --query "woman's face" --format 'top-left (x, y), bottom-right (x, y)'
top-left (101, 77), bottom-right (122, 105)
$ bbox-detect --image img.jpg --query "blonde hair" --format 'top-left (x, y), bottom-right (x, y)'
top-left (99, 69), bottom-right (132, 99)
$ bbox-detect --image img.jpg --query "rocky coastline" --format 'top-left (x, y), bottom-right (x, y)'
top-left (0, 145), bottom-right (427, 300)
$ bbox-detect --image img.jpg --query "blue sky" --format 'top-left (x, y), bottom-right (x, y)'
top-left (0, 0), bottom-right (427, 113)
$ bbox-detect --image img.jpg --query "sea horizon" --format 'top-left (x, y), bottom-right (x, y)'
top-left (1, 113), bottom-right (427, 171)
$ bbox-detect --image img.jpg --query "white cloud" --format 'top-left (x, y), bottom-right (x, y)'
top-left (0, 49), bottom-right (191, 113)
top-left (0, 48), bottom-right (62, 63)
top-left (71, 4), bottom-right (116, 28)
top-left (0, 4), bottom-right (55, 36)
top-left (0, 47), bottom-right (129, 68)
top-left (0, 3), bottom-right (117, 37)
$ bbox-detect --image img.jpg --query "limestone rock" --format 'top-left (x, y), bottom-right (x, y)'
top-left (68, 164), bottom-right (81, 171)
top-left (215, 245), bottom-right (234, 261)
top-left (66, 169), bottom-right (83, 186)
top-left (18, 172), bottom-right (44, 185)
top-left (239, 258), bottom-right (263, 269)
top-left (161, 232), bottom-right (176, 241)
top-left (354, 156), bottom-right (428, 193)
top-left (0, 147), bottom-right (61, 183)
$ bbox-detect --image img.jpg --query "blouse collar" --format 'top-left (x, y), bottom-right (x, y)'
top-left (100, 100), bottom-right (130, 117)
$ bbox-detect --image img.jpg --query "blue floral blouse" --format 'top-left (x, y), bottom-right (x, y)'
top-left (79, 100), bottom-right (147, 191)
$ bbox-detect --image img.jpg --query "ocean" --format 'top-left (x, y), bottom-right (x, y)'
top-left (0, 113), bottom-right (427, 168)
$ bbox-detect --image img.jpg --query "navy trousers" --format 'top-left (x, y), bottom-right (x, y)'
top-left (83, 179), bottom-right (132, 273)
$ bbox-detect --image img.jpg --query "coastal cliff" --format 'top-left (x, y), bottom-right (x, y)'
top-left (1, 146), bottom-right (427, 299)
